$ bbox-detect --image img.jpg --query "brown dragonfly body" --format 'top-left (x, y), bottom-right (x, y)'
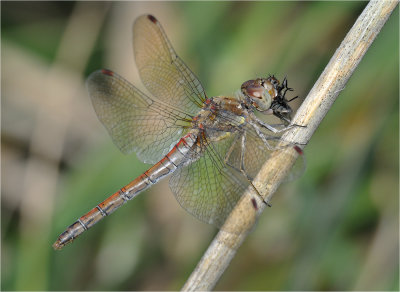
top-left (53, 15), bottom-right (302, 250)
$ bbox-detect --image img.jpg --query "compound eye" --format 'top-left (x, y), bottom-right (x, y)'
top-left (246, 84), bottom-right (264, 99)
top-left (241, 79), bottom-right (272, 111)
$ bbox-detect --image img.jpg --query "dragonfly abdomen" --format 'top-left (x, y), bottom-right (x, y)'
top-left (53, 133), bottom-right (198, 250)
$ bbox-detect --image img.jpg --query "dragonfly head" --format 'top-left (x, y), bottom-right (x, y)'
top-left (241, 77), bottom-right (279, 112)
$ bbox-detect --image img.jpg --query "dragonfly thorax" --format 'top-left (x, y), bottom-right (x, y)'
top-left (193, 97), bottom-right (246, 132)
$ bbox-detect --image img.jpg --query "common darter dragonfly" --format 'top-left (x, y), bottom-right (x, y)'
top-left (53, 14), bottom-right (304, 250)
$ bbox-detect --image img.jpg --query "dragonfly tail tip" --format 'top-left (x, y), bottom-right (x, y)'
top-left (52, 240), bottom-right (63, 250)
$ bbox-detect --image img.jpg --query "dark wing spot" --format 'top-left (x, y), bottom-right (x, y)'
top-left (101, 69), bottom-right (114, 76)
top-left (293, 145), bottom-right (303, 155)
top-left (147, 14), bottom-right (157, 24)
top-left (251, 198), bottom-right (258, 210)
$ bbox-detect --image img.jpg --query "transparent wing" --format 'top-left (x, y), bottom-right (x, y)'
top-left (87, 69), bottom-right (193, 164)
top-left (226, 125), bottom-right (305, 182)
top-left (169, 132), bottom-right (249, 228)
top-left (133, 14), bottom-right (207, 117)
top-left (169, 124), bottom-right (305, 228)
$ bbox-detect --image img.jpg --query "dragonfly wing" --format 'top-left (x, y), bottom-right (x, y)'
top-left (133, 14), bottom-right (206, 117)
top-left (87, 69), bottom-right (192, 164)
top-left (169, 132), bottom-right (249, 228)
top-left (169, 125), bottom-right (305, 228)
top-left (226, 125), bottom-right (305, 182)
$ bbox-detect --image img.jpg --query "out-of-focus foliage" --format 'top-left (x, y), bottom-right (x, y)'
top-left (2, 1), bottom-right (398, 291)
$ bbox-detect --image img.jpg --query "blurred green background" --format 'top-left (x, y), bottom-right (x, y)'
top-left (2, 1), bottom-right (398, 290)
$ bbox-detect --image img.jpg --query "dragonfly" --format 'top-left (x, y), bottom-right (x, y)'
top-left (53, 14), bottom-right (303, 250)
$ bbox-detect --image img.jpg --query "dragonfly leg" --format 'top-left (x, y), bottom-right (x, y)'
top-left (257, 120), bottom-right (296, 134)
top-left (223, 133), bottom-right (240, 166)
top-left (249, 122), bottom-right (280, 151)
top-left (224, 133), bottom-right (271, 208)
top-left (256, 118), bottom-right (302, 134)
top-left (239, 134), bottom-right (272, 207)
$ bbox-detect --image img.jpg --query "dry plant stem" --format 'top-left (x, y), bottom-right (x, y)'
top-left (181, 1), bottom-right (398, 291)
